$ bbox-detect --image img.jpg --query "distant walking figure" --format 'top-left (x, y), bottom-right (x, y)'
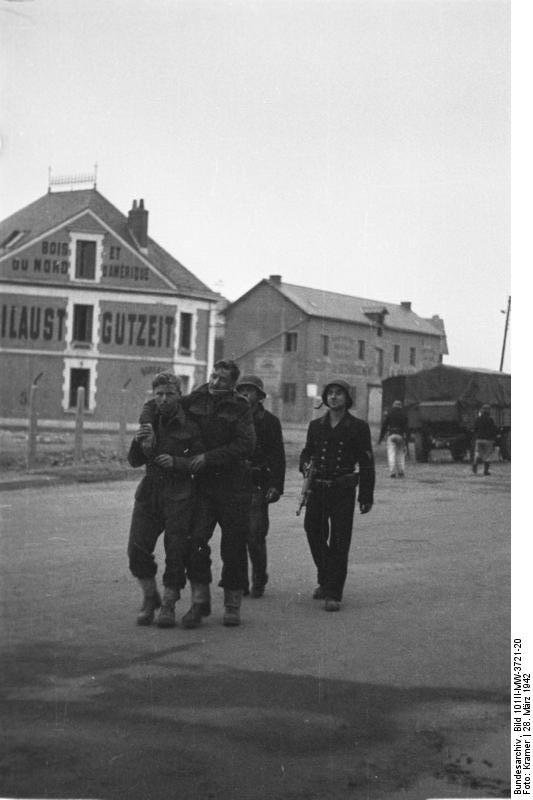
top-left (472, 404), bottom-right (497, 476)
top-left (378, 400), bottom-right (409, 478)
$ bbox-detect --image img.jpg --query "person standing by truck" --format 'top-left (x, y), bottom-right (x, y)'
top-left (378, 399), bottom-right (409, 478)
top-left (299, 380), bottom-right (375, 612)
top-left (472, 404), bottom-right (498, 476)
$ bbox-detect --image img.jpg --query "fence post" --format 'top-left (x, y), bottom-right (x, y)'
top-left (118, 379), bottom-right (131, 461)
top-left (74, 386), bottom-right (85, 463)
top-left (26, 372), bottom-right (44, 471)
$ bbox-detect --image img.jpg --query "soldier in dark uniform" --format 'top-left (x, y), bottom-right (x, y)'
top-left (236, 375), bottom-right (286, 598)
top-left (299, 379), bottom-right (375, 611)
top-left (179, 360), bottom-right (256, 628)
top-left (127, 371), bottom-right (203, 628)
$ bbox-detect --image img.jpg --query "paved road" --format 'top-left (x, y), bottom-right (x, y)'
top-left (0, 461), bottom-right (511, 799)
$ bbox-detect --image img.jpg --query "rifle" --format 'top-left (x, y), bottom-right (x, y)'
top-left (296, 458), bottom-right (316, 516)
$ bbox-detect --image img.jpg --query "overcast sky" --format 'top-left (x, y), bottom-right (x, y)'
top-left (0, 0), bottom-right (511, 370)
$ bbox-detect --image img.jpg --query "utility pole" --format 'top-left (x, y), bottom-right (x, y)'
top-left (499, 295), bottom-right (511, 372)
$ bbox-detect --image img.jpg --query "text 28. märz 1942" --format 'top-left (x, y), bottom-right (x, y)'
top-left (513, 638), bottom-right (531, 795)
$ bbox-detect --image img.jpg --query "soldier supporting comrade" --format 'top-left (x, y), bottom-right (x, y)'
top-left (236, 375), bottom-right (286, 598)
top-left (299, 380), bottom-right (375, 612)
top-left (127, 371), bottom-right (203, 628)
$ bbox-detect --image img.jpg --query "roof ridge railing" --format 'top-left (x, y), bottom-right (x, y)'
top-left (48, 165), bottom-right (97, 192)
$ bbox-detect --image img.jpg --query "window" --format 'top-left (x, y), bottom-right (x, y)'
top-left (72, 305), bottom-right (93, 344)
top-left (75, 240), bottom-right (96, 279)
top-left (284, 332), bottom-right (298, 352)
top-left (376, 347), bottom-right (384, 377)
top-left (358, 340), bottom-right (366, 360)
top-left (376, 326), bottom-right (383, 337)
top-left (69, 368), bottom-right (90, 408)
top-left (1, 229), bottom-right (24, 250)
top-left (179, 312), bottom-right (193, 353)
top-left (393, 344), bottom-right (400, 364)
top-left (409, 347), bottom-right (416, 367)
top-left (321, 334), bottom-right (329, 356)
top-left (282, 383), bottom-right (297, 403)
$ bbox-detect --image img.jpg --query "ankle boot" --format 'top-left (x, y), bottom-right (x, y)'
top-left (136, 578), bottom-right (162, 626)
top-left (182, 583), bottom-right (211, 629)
top-left (156, 587), bottom-right (180, 628)
top-left (223, 589), bottom-right (242, 627)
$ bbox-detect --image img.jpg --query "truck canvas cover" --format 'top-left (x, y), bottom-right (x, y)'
top-left (383, 365), bottom-right (511, 408)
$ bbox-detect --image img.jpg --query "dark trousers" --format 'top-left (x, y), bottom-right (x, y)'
top-left (303, 484), bottom-right (356, 601)
top-left (188, 477), bottom-right (252, 590)
top-left (127, 484), bottom-right (194, 592)
top-left (244, 488), bottom-right (270, 591)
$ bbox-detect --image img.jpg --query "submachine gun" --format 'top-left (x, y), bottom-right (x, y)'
top-left (296, 458), bottom-right (316, 516)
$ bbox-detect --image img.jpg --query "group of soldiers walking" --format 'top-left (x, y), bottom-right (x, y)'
top-left (126, 362), bottom-right (375, 628)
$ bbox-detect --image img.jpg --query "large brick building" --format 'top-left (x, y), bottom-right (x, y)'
top-left (223, 275), bottom-right (448, 424)
top-left (0, 187), bottom-right (218, 427)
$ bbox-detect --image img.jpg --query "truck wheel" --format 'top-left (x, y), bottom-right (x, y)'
top-left (499, 430), bottom-right (511, 461)
top-left (450, 446), bottom-right (466, 463)
top-left (413, 432), bottom-right (429, 462)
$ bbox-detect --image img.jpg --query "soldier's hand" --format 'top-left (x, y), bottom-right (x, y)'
top-left (154, 454), bottom-right (173, 470)
top-left (189, 454), bottom-right (206, 474)
top-left (135, 423), bottom-right (153, 442)
top-left (265, 487), bottom-right (280, 504)
top-left (359, 502), bottom-right (372, 514)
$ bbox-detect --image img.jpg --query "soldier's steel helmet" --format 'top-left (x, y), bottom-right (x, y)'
top-left (236, 375), bottom-right (267, 400)
top-left (321, 379), bottom-right (353, 409)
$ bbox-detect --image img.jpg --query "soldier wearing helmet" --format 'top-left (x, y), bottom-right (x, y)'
top-left (236, 375), bottom-right (286, 598)
top-left (299, 379), bottom-right (375, 612)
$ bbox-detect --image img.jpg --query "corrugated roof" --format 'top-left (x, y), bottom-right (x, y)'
top-left (0, 189), bottom-right (217, 300)
top-left (272, 280), bottom-right (445, 337)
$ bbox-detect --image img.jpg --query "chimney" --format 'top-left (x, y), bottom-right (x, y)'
top-left (128, 198), bottom-right (148, 251)
top-left (400, 301), bottom-right (412, 311)
top-left (269, 274), bottom-right (282, 286)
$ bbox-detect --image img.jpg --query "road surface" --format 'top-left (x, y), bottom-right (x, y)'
top-left (0, 460), bottom-right (511, 799)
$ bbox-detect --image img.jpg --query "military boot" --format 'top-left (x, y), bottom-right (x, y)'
top-left (156, 587), bottom-right (180, 628)
top-left (182, 583), bottom-right (211, 629)
top-left (223, 589), bottom-right (243, 627)
top-left (136, 578), bottom-right (162, 626)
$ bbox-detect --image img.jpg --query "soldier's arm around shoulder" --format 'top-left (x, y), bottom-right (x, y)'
top-left (127, 438), bottom-right (147, 468)
top-left (139, 397), bottom-right (157, 424)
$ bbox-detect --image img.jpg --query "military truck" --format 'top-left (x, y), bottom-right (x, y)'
top-left (381, 365), bottom-right (511, 463)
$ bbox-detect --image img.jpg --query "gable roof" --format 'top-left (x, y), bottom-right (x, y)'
top-left (228, 277), bottom-right (446, 338)
top-left (0, 189), bottom-right (217, 301)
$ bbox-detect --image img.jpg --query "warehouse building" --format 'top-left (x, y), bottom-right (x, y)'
top-left (0, 184), bottom-right (218, 427)
top-left (222, 275), bottom-right (448, 424)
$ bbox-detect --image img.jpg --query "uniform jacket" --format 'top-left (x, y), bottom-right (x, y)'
top-left (300, 411), bottom-right (375, 506)
top-left (379, 407), bottom-right (409, 442)
top-left (250, 404), bottom-right (286, 494)
top-left (129, 401), bottom-right (203, 499)
top-left (473, 413), bottom-right (498, 441)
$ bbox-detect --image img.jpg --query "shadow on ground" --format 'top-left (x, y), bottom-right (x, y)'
top-left (1, 639), bottom-right (510, 800)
